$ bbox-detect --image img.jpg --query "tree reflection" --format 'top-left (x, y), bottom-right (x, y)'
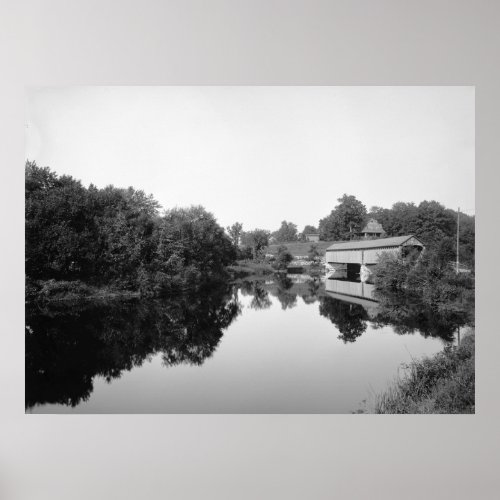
top-left (302, 279), bottom-right (322, 304)
top-left (272, 274), bottom-right (298, 310)
top-left (25, 284), bottom-right (241, 409)
top-left (319, 296), bottom-right (368, 343)
top-left (371, 290), bottom-right (469, 341)
top-left (247, 281), bottom-right (272, 310)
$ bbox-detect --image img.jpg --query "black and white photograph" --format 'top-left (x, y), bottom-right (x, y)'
top-left (4, 1), bottom-right (500, 499)
top-left (25, 86), bottom-right (475, 414)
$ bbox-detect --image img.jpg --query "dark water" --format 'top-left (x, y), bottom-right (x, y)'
top-left (25, 276), bottom-right (471, 413)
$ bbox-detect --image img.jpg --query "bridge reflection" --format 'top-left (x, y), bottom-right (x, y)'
top-left (324, 278), bottom-right (379, 319)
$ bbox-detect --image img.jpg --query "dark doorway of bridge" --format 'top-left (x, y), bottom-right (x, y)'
top-left (346, 263), bottom-right (361, 280)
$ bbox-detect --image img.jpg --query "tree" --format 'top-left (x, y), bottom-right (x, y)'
top-left (25, 161), bottom-right (237, 296)
top-left (272, 220), bottom-right (298, 242)
top-left (308, 244), bottom-right (321, 264)
top-left (159, 205), bottom-right (236, 278)
top-left (226, 222), bottom-right (243, 247)
top-left (272, 245), bottom-right (293, 271)
top-left (457, 213), bottom-right (475, 267)
top-left (240, 229), bottom-right (271, 260)
top-left (318, 211), bottom-right (341, 241)
top-left (386, 202), bottom-right (419, 236)
top-left (318, 194), bottom-right (367, 240)
top-left (415, 200), bottom-right (455, 248)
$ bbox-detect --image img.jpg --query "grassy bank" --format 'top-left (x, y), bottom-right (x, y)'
top-left (375, 332), bottom-right (475, 414)
top-left (227, 261), bottom-right (274, 279)
top-left (26, 279), bottom-right (141, 303)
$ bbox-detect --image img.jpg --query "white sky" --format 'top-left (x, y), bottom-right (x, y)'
top-left (26, 86), bottom-right (474, 231)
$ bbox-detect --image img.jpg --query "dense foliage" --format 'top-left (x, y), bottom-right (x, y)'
top-left (372, 247), bottom-right (475, 326)
top-left (25, 162), bottom-right (236, 297)
top-left (368, 201), bottom-right (474, 265)
top-left (318, 194), bottom-right (367, 240)
top-left (226, 222), bottom-right (243, 247)
top-left (239, 228), bottom-right (271, 260)
top-left (318, 195), bottom-right (475, 268)
top-left (272, 245), bottom-right (294, 271)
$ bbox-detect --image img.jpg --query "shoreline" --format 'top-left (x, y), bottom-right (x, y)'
top-left (373, 332), bottom-right (475, 414)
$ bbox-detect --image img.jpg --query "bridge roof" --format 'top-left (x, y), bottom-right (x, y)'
top-left (326, 235), bottom-right (423, 252)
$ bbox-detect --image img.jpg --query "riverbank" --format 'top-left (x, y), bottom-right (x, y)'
top-left (27, 271), bottom-right (238, 303)
top-left (227, 261), bottom-right (274, 279)
top-left (26, 279), bottom-right (141, 303)
top-left (374, 332), bottom-right (475, 414)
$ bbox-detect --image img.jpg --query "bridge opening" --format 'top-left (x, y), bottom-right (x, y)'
top-left (346, 263), bottom-right (360, 280)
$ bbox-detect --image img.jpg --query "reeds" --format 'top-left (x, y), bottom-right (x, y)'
top-left (375, 333), bottom-right (475, 414)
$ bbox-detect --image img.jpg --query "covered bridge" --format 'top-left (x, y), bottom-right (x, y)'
top-left (325, 235), bottom-right (425, 267)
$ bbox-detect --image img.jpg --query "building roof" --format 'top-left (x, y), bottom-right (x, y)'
top-left (326, 235), bottom-right (424, 252)
top-left (360, 218), bottom-right (384, 233)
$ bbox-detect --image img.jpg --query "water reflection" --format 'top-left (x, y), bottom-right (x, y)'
top-left (371, 290), bottom-right (469, 341)
top-left (272, 274), bottom-right (298, 310)
top-left (240, 276), bottom-right (472, 345)
top-left (240, 280), bottom-right (272, 310)
top-left (319, 297), bottom-right (368, 343)
top-left (26, 276), bottom-right (473, 411)
top-left (25, 284), bottom-right (240, 410)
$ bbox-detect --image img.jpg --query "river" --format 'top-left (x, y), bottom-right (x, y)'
top-left (25, 275), bottom-right (469, 413)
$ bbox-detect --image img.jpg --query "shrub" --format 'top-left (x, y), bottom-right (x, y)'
top-left (375, 333), bottom-right (475, 414)
top-left (36, 279), bottom-right (94, 300)
top-left (272, 245), bottom-right (294, 271)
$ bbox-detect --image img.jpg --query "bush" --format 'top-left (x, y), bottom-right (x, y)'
top-left (375, 333), bottom-right (475, 414)
top-left (272, 245), bottom-right (294, 271)
top-left (36, 280), bottom-right (94, 300)
top-left (372, 253), bottom-right (413, 292)
top-left (374, 248), bottom-right (475, 309)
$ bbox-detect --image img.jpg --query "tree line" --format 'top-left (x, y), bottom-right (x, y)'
top-left (227, 193), bottom-right (475, 266)
top-left (26, 162), bottom-right (237, 297)
top-left (26, 161), bottom-right (474, 298)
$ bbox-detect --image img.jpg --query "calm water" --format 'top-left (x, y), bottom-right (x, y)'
top-left (26, 276), bottom-right (469, 413)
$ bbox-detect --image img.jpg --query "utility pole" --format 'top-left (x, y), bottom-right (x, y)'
top-left (456, 207), bottom-right (460, 274)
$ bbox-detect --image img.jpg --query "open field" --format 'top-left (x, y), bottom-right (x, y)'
top-left (265, 241), bottom-right (337, 257)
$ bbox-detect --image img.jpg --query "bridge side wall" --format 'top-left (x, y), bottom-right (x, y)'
top-left (326, 246), bottom-right (400, 265)
top-left (326, 249), bottom-right (362, 264)
top-left (325, 279), bottom-right (376, 300)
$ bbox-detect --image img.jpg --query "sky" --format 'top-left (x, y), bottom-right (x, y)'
top-left (25, 86), bottom-right (475, 231)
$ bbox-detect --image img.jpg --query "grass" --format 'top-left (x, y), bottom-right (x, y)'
top-left (374, 332), bottom-right (475, 414)
top-left (27, 279), bottom-right (140, 303)
top-left (227, 261), bottom-right (274, 278)
top-left (265, 241), bottom-right (337, 257)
